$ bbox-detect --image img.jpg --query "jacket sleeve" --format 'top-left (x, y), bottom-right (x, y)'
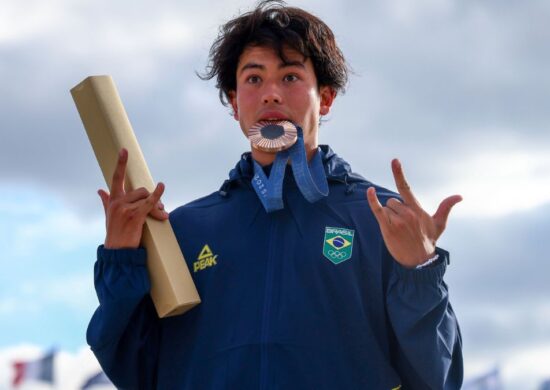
top-left (86, 245), bottom-right (160, 390)
top-left (385, 247), bottom-right (464, 390)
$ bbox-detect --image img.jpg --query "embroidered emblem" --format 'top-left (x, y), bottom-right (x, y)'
top-left (322, 226), bottom-right (354, 264)
top-left (193, 244), bottom-right (218, 273)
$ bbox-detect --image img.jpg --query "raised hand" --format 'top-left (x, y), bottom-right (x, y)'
top-left (366, 159), bottom-right (462, 268)
top-left (98, 148), bottom-right (169, 249)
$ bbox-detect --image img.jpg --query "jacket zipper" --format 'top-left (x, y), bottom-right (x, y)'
top-left (260, 215), bottom-right (276, 390)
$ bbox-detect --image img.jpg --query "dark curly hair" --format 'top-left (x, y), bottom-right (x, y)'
top-left (200, 0), bottom-right (349, 106)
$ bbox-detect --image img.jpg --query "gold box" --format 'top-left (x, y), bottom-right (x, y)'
top-left (71, 75), bottom-right (200, 317)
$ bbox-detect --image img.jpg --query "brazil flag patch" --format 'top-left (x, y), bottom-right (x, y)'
top-left (323, 226), bottom-right (355, 264)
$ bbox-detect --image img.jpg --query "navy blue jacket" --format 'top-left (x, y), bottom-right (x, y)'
top-left (87, 146), bottom-right (463, 389)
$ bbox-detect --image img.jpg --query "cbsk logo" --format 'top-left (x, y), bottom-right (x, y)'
top-left (322, 226), bottom-right (354, 264)
top-left (193, 244), bottom-right (218, 273)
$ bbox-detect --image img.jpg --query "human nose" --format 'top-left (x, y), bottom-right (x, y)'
top-left (261, 81), bottom-right (282, 104)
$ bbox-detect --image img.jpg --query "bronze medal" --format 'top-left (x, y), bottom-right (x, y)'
top-left (248, 120), bottom-right (298, 153)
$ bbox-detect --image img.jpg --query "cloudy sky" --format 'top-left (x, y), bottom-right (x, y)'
top-left (1, 0), bottom-right (549, 388)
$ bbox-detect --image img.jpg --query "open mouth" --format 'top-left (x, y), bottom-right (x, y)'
top-left (257, 119), bottom-right (295, 131)
top-left (260, 118), bottom-right (292, 123)
top-left (248, 120), bottom-right (298, 152)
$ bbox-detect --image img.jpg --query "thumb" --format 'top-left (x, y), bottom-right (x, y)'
top-left (433, 194), bottom-right (462, 235)
top-left (97, 189), bottom-right (109, 212)
top-left (149, 205), bottom-right (170, 221)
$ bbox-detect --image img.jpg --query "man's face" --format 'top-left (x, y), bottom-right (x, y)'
top-left (229, 45), bottom-right (335, 155)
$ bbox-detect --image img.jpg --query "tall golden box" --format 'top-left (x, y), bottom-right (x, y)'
top-left (71, 75), bottom-right (200, 317)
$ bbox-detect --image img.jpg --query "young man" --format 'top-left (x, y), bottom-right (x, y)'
top-left (90, 2), bottom-right (464, 389)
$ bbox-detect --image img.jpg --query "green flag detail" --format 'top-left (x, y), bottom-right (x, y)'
top-left (323, 226), bottom-right (355, 264)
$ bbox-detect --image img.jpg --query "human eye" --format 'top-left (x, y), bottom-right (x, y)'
top-left (283, 74), bottom-right (299, 82)
top-left (246, 75), bottom-right (261, 84)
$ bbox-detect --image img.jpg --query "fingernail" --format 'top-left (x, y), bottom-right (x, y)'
top-left (158, 202), bottom-right (164, 210)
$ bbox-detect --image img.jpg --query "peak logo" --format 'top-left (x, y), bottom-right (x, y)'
top-left (193, 244), bottom-right (218, 273)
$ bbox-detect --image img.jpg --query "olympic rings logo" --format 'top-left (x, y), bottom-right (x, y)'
top-left (327, 250), bottom-right (347, 259)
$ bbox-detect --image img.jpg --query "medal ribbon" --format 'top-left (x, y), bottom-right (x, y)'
top-left (251, 126), bottom-right (329, 213)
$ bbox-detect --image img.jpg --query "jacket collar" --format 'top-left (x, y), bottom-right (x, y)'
top-left (218, 145), bottom-right (366, 197)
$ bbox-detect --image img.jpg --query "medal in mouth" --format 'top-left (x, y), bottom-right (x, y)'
top-left (247, 120), bottom-right (298, 153)
top-left (248, 122), bottom-right (329, 213)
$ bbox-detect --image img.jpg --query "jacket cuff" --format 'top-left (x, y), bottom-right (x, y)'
top-left (97, 244), bottom-right (147, 266)
top-left (393, 247), bottom-right (449, 284)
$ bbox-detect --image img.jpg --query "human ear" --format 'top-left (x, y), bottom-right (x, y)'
top-left (228, 90), bottom-right (239, 120)
top-left (319, 86), bottom-right (336, 116)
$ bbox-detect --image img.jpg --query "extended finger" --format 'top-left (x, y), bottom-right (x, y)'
top-left (433, 194), bottom-right (463, 235)
top-left (391, 159), bottom-right (421, 208)
top-left (139, 182), bottom-right (165, 214)
top-left (110, 148), bottom-right (128, 199)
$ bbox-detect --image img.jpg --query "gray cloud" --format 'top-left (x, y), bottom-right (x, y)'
top-left (2, 0), bottom-right (549, 218)
top-left (441, 202), bottom-right (550, 355)
top-left (317, 0), bottom-right (550, 188)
